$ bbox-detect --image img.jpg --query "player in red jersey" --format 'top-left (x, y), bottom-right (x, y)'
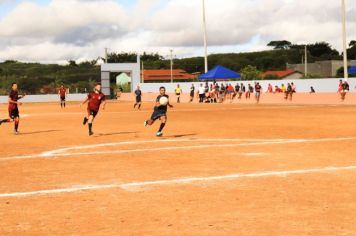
top-left (58, 84), bottom-right (67, 108)
top-left (0, 83), bottom-right (26, 134)
top-left (80, 84), bottom-right (106, 136)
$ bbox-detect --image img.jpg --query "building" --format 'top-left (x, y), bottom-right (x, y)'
top-left (142, 69), bottom-right (195, 82)
top-left (287, 60), bottom-right (356, 78)
top-left (262, 70), bottom-right (303, 80)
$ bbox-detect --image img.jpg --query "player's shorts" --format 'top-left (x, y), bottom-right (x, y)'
top-left (88, 109), bottom-right (99, 118)
top-left (255, 92), bottom-right (261, 97)
top-left (60, 96), bottom-right (66, 102)
top-left (176, 93), bottom-right (181, 96)
top-left (151, 110), bottom-right (167, 121)
top-left (190, 92), bottom-right (194, 97)
top-left (9, 108), bottom-right (19, 119)
top-left (136, 96), bottom-right (142, 103)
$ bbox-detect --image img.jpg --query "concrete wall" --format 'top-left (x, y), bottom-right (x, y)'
top-left (0, 94), bottom-right (87, 104)
top-left (139, 79), bottom-right (356, 93)
top-left (288, 60), bottom-right (356, 77)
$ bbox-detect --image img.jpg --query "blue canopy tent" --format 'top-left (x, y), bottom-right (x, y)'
top-left (348, 66), bottom-right (356, 75)
top-left (199, 65), bottom-right (241, 81)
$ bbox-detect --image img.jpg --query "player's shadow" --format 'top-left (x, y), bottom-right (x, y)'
top-left (20, 130), bottom-right (64, 135)
top-left (163, 133), bottom-right (197, 138)
top-left (95, 132), bottom-right (137, 137)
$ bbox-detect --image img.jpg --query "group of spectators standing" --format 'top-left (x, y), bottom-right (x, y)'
top-left (182, 81), bottom-right (295, 104)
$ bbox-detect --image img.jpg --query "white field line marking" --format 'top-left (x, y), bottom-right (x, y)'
top-left (0, 137), bottom-right (355, 162)
top-left (0, 165), bottom-right (355, 198)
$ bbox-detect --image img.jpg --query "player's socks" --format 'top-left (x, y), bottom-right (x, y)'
top-left (134, 104), bottom-right (137, 109)
top-left (83, 117), bottom-right (88, 125)
top-left (158, 123), bottom-right (166, 132)
top-left (14, 122), bottom-right (19, 132)
top-left (138, 104), bottom-right (141, 110)
top-left (88, 123), bottom-right (93, 136)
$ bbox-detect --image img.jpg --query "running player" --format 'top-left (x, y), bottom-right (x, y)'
top-left (58, 84), bottom-right (67, 108)
top-left (134, 85), bottom-right (142, 110)
top-left (144, 87), bottom-right (173, 137)
top-left (175, 84), bottom-right (182, 103)
top-left (81, 84), bottom-right (106, 136)
top-left (0, 83), bottom-right (26, 134)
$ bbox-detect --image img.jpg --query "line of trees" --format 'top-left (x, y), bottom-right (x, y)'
top-left (1, 40), bottom-right (355, 94)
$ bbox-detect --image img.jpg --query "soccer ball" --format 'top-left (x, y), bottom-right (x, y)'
top-left (159, 96), bottom-right (169, 106)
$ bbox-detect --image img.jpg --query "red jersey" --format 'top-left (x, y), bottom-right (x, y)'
top-left (8, 90), bottom-right (19, 111)
top-left (59, 88), bottom-right (66, 97)
top-left (255, 85), bottom-right (262, 93)
top-left (87, 92), bottom-right (105, 112)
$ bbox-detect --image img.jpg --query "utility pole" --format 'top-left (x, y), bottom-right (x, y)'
top-left (104, 48), bottom-right (109, 63)
top-left (202, 0), bottom-right (208, 73)
top-left (170, 49), bottom-right (174, 83)
top-left (341, 0), bottom-right (349, 81)
top-left (141, 60), bottom-right (144, 83)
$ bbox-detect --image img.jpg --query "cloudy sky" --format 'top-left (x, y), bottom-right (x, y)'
top-left (0, 0), bottom-right (355, 63)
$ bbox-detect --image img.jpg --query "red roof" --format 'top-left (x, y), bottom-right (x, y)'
top-left (262, 70), bottom-right (299, 78)
top-left (142, 69), bottom-right (194, 81)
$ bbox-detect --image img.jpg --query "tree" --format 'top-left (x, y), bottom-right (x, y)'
top-left (347, 40), bottom-right (356, 60)
top-left (241, 65), bottom-right (261, 80)
top-left (68, 60), bottom-right (78, 67)
top-left (349, 40), bottom-right (356, 47)
top-left (307, 42), bottom-right (339, 58)
top-left (267, 40), bottom-right (292, 50)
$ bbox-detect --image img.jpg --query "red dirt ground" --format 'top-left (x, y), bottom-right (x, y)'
top-left (0, 98), bottom-right (355, 235)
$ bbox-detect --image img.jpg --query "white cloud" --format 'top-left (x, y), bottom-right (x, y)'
top-left (0, 0), bottom-right (355, 63)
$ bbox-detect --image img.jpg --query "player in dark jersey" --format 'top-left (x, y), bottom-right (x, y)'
top-left (134, 86), bottom-right (142, 110)
top-left (0, 83), bottom-right (26, 134)
top-left (144, 87), bottom-right (173, 137)
top-left (81, 84), bottom-right (106, 136)
top-left (58, 84), bottom-right (67, 108)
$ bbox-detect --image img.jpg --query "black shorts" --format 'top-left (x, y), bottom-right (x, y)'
top-left (151, 110), bottom-right (167, 121)
top-left (60, 97), bottom-right (66, 102)
top-left (9, 108), bottom-right (19, 119)
top-left (88, 109), bottom-right (99, 118)
top-left (136, 96), bottom-right (142, 103)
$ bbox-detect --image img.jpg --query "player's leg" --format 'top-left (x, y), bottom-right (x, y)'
top-left (14, 117), bottom-right (19, 134)
top-left (87, 114), bottom-right (95, 136)
top-left (138, 101), bottom-right (142, 110)
top-left (156, 116), bottom-right (167, 137)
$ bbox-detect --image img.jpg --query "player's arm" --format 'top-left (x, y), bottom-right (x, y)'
top-left (168, 101), bottom-right (173, 108)
top-left (102, 100), bottom-right (106, 110)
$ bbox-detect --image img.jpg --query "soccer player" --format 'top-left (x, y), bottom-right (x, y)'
top-left (175, 84), bottom-right (182, 103)
top-left (58, 84), bottom-right (67, 108)
top-left (0, 83), bottom-right (25, 134)
top-left (144, 87), bottom-right (173, 137)
top-left (81, 84), bottom-right (106, 136)
top-left (255, 82), bottom-right (262, 104)
top-left (189, 84), bottom-right (195, 102)
top-left (340, 80), bottom-right (350, 101)
top-left (134, 85), bottom-right (142, 110)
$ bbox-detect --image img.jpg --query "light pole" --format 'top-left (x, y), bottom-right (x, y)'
top-left (170, 49), bottom-right (174, 83)
top-left (202, 0), bottom-right (208, 73)
top-left (341, 0), bottom-right (348, 81)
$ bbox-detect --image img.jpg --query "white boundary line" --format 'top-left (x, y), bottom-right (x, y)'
top-left (0, 137), bottom-right (355, 162)
top-left (0, 165), bottom-right (355, 198)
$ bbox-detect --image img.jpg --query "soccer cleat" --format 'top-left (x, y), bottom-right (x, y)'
top-left (14, 131), bottom-right (19, 135)
top-left (144, 120), bottom-right (148, 127)
top-left (156, 131), bottom-right (163, 137)
top-left (89, 131), bottom-right (94, 136)
top-left (83, 117), bottom-right (88, 125)
top-left (0, 120), bottom-right (2, 126)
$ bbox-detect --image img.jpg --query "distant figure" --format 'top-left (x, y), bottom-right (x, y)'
top-left (58, 84), bottom-right (67, 108)
top-left (134, 85), bottom-right (142, 110)
top-left (310, 87), bottom-right (316, 93)
top-left (281, 84), bottom-right (286, 93)
top-left (175, 84), bottom-right (182, 103)
top-left (189, 84), bottom-right (195, 102)
top-left (198, 84), bottom-right (205, 103)
top-left (340, 80), bottom-right (350, 101)
top-left (255, 82), bottom-right (262, 104)
top-left (267, 84), bottom-right (273, 93)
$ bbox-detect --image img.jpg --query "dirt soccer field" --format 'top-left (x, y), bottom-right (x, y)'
top-left (0, 101), bottom-right (356, 235)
